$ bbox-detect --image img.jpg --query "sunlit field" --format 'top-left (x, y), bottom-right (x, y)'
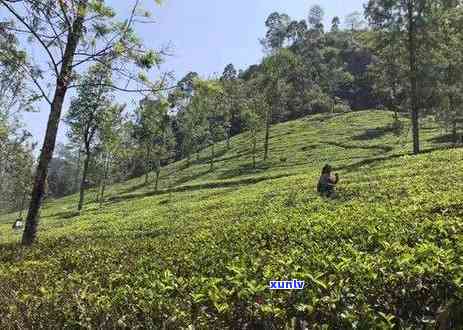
top-left (1, 110), bottom-right (462, 328)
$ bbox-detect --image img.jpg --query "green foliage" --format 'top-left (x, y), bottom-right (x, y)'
top-left (307, 89), bottom-right (333, 114)
top-left (136, 50), bottom-right (163, 69)
top-left (308, 5), bottom-right (324, 30)
top-left (0, 111), bottom-right (462, 328)
top-left (88, 1), bottom-right (116, 18)
top-left (333, 101), bottom-right (351, 114)
top-left (65, 63), bottom-right (113, 150)
top-left (0, 131), bottom-right (34, 213)
top-left (262, 12), bottom-right (291, 50)
top-left (133, 95), bottom-right (174, 187)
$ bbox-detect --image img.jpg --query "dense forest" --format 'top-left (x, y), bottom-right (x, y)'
top-left (1, 1), bottom-right (462, 244)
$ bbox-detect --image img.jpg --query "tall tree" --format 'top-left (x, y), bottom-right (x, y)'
top-left (1, 0), bottom-right (165, 245)
top-left (261, 12), bottom-right (291, 51)
top-left (136, 97), bottom-right (173, 190)
top-left (97, 104), bottom-right (126, 205)
top-left (431, 2), bottom-right (463, 144)
top-left (242, 84), bottom-right (267, 169)
top-left (0, 130), bottom-right (34, 214)
top-left (65, 63), bottom-right (113, 211)
top-left (221, 63), bottom-right (244, 144)
top-left (47, 143), bottom-right (81, 198)
top-left (168, 72), bottom-right (200, 163)
top-left (191, 80), bottom-right (226, 171)
top-left (331, 17), bottom-right (341, 32)
top-left (366, 26), bottom-right (405, 122)
top-left (366, 0), bottom-right (433, 154)
top-left (175, 104), bottom-right (207, 167)
top-left (308, 5), bottom-right (325, 31)
top-left (287, 20), bottom-right (308, 47)
top-left (260, 49), bottom-right (298, 160)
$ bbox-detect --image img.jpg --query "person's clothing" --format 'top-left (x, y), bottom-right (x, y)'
top-left (317, 174), bottom-right (338, 197)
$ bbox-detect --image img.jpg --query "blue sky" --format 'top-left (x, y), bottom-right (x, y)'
top-left (22, 0), bottom-right (367, 145)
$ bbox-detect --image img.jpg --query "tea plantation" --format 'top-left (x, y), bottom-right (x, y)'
top-left (0, 110), bottom-right (462, 329)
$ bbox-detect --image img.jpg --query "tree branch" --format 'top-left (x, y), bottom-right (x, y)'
top-left (0, 0), bottom-right (60, 77)
top-left (0, 51), bottom-right (52, 105)
top-left (67, 82), bottom-right (176, 94)
top-left (58, 0), bottom-right (72, 29)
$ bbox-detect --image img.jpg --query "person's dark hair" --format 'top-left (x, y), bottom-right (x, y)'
top-left (321, 164), bottom-right (332, 175)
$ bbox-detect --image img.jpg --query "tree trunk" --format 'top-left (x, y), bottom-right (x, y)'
top-left (226, 130), bottom-right (231, 150)
top-left (447, 61), bottom-right (458, 145)
top-left (18, 190), bottom-right (28, 219)
top-left (210, 143), bottom-right (215, 171)
top-left (0, 158), bottom-right (4, 196)
top-left (22, 0), bottom-right (88, 246)
top-left (452, 119), bottom-right (458, 145)
top-left (78, 152), bottom-right (91, 212)
top-left (99, 153), bottom-right (110, 207)
top-left (252, 135), bottom-right (257, 169)
top-left (74, 147), bottom-right (82, 192)
top-left (155, 169), bottom-right (160, 192)
top-left (264, 109), bottom-right (271, 161)
top-left (391, 76), bottom-right (399, 122)
top-left (144, 144), bottom-right (151, 185)
top-left (407, 2), bottom-right (420, 155)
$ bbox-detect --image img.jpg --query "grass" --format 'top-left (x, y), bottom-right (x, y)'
top-left (1, 110), bottom-right (462, 328)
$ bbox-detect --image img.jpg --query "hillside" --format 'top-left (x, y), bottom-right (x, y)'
top-left (1, 110), bottom-right (462, 328)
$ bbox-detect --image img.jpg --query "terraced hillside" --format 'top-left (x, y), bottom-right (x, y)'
top-left (1, 110), bottom-right (462, 328)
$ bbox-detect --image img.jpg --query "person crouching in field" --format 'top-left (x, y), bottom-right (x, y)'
top-left (317, 164), bottom-right (339, 198)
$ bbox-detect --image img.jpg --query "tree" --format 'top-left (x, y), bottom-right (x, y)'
top-left (430, 3), bottom-right (463, 144)
top-left (65, 63), bottom-right (113, 211)
top-left (366, 0), bottom-right (433, 154)
top-left (287, 20), bottom-right (308, 47)
top-left (168, 72), bottom-right (200, 164)
top-left (0, 128), bottom-right (34, 215)
top-left (366, 27), bottom-right (406, 122)
top-left (220, 63), bottom-right (244, 144)
top-left (261, 12), bottom-right (291, 51)
top-left (0, 22), bottom-right (33, 208)
top-left (345, 11), bottom-right (365, 32)
top-left (308, 5), bottom-right (325, 31)
top-left (0, 19), bottom-right (29, 115)
top-left (134, 96), bottom-right (173, 190)
top-left (13, 146), bottom-right (34, 218)
top-left (242, 85), bottom-right (267, 169)
top-left (191, 80), bottom-right (226, 171)
top-left (47, 143), bottom-right (81, 198)
top-left (175, 103), bottom-right (208, 167)
top-left (1, 0), bottom-right (165, 245)
top-left (97, 103), bottom-right (126, 205)
top-left (260, 49), bottom-right (298, 160)
top-left (331, 17), bottom-right (341, 33)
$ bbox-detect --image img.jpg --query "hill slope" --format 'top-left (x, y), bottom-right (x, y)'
top-left (1, 110), bottom-right (462, 328)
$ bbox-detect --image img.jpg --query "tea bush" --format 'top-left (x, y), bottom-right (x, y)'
top-left (0, 110), bottom-right (462, 328)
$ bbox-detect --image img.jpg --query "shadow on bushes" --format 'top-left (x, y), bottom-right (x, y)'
top-left (353, 124), bottom-right (401, 141)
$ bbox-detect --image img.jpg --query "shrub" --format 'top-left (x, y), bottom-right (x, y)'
top-left (333, 102), bottom-right (351, 113)
top-left (306, 90), bottom-right (333, 114)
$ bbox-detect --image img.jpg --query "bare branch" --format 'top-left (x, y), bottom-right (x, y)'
top-left (70, 44), bottom-right (116, 68)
